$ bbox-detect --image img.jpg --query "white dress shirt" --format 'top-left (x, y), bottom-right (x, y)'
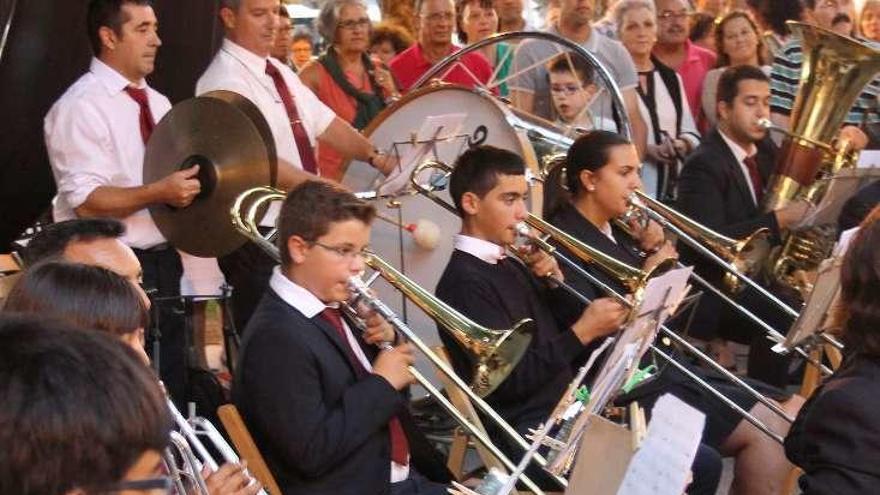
top-left (453, 234), bottom-right (506, 264)
top-left (718, 129), bottom-right (760, 206)
top-left (267, 267), bottom-right (410, 481)
top-left (196, 39), bottom-right (336, 174)
top-left (44, 58), bottom-right (171, 249)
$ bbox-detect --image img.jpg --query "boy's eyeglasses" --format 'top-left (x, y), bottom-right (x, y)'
top-left (550, 84), bottom-right (585, 96)
top-left (313, 242), bottom-right (370, 261)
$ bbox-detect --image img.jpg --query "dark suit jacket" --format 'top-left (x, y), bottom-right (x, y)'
top-left (233, 288), bottom-right (450, 495)
top-left (675, 128), bottom-right (782, 341)
top-left (785, 353), bottom-right (880, 494)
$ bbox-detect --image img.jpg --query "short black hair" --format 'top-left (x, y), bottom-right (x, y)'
top-left (449, 145), bottom-right (525, 216)
top-left (86, 0), bottom-right (153, 56)
top-left (547, 52), bottom-right (595, 86)
top-left (0, 316), bottom-right (171, 495)
top-left (278, 181), bottom-right (376, 269)
top-left (5, 261), bottom-right (149, 337)
top-left (21, 218), bottom-right (125, 267)
top-left (716, 64), bottom-right (769, 106)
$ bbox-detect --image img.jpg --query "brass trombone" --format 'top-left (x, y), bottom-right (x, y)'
top-left (410, 160), bottom-right (794, 447)
top-left (229, 186), bottom-right (565, 493)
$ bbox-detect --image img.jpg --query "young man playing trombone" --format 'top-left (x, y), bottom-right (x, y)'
top-left (433, 146), bottom-right (724, 493)
top-left (233, 181), bottom-right (450, 495)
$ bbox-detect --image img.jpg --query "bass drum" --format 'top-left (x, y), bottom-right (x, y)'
top-left (340, 83), bottom-right (561, 371)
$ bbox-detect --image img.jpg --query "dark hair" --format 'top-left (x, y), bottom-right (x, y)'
top-left (716, 64), bottom-right (769, 105)
top-left (455, 0), bottom-right (496, 43)
top-left (838, 206), bottom-right (880, 355)
top-left (751, 0), bottom-right (803, 37)
top-left (689, 12), bottom-right (716, 44)
top-left (278, 181), bottom-right (376, 269)
top-left (292, 30), bottom-right (313, 45)
top-left (714, 10), bottom-right (766, 67)
top-left (87, 0), bottom-right (153, 56)
top-left (564, 131), bottom-right (632, 194)
top-left (279, 5), bottom-right (290, 19)
top-left (547, 51), bottom-right (595, 86)
top-left (370, 22), bottom-right (414, 53)
top-left (21, 218), bottom-right (125, 267)
top-left (0, 316), bottom-right (171, 495)
top-left (449, 145), bottom-right (525, 216)
top-left (4, 261), bottom-right (148, 337)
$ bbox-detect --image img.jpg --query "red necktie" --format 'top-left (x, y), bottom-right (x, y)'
top-left (743, 155), bottom-right (763, 204)
top-left (124, 86), bottom-right (155, 144)
top-left (319, 308), bottom-right (410, 465)
top-left (265, 61), bottom-right (318, 174)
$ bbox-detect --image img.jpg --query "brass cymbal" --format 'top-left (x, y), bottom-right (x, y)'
top-left (144, 91), bottom-right (277, 257)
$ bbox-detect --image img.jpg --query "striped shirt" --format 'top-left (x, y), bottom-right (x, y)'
top-left (770, 39), bottom-right (880, 125)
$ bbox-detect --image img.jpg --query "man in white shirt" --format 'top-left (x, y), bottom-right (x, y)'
top-left (44, 0), bottom-right (197, 406)
top-left (196, 0), bottom-right (395, 332)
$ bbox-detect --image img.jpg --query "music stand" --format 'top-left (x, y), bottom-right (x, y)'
top-left (775, 256), bottom-right (843, 354)
top-left (792, 167), bottom-right (880, 230)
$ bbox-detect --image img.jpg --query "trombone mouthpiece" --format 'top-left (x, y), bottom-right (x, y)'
top-left (757, 118), bottom-right (774, 130)
top-left (515, 223), bottom-right (531, 238)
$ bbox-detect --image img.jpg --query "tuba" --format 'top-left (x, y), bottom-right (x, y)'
top-left (762, 22), bottom-right (880, 294)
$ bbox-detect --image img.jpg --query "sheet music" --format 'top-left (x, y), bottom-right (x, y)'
top-left (616, 394), bottom-right (706, 495)
top-left (795, 167), bottom-right (880, 228)
top-left (857, 150), bottom-right (880, 168)
top-left (782, 256), bottom-right (843, 350)
top-left (377, 113), bottom-right (467, 196)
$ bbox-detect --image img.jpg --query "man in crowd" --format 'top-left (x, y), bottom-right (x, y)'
top-left (496, 0), bottom-right (530, 33)
top-left (197, 0), bottom-right (395, 332)
top-left (44, 0), bottom-right (194, 405)
top-left (509, 0), bottom-right (648, 155)
top-left (389, 0), bottom-right (493, 92)
top-left (652, 0), bottom-right (716, 122)
top-left (272, 6), bottom-right (295, 70)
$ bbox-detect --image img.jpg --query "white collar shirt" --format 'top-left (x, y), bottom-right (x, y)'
top-left (44, 58), bottom-right (171, 249)
top-left (453, 234), bottom-right (507, 264)
top-left (196, 39), bottom-right (336, 174)
top-left (267, 267), bottom-right (410, 481)
top-left (718, 129), bottom-right (760, 205)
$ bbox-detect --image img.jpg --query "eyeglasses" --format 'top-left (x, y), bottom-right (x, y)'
top-left (312, 242), bottom-right (370, 261)
top-left (550, 84), bottom-right (585, 96)
top-left (338, 18), bottom-right (371, 30)
top-left (657, 11), bottom-right (692, 21)
top-left (98, 477), bottom-right (173, 493)
top-left (422, 11), bottom-right (455, 23)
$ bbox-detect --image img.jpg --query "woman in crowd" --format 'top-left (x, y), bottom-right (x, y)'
top-left (370, 22), bottom-right (414, 65)
top-left (2, 261), bottom-right (263, 495)
top-left (700, 11), bottom-right (767, 127)
top-left (785, 206), bottom-right (880, 494)
top-left (456, 0), bottom-right (512, 96)
top-left (615, 0), bottom-right (700, 202)
top-left (745, 0), bottom-right (803, 57)
top-left (860, 0), bottom-right (880, 42)
top-left (300, 0), bottom-right (399, 180)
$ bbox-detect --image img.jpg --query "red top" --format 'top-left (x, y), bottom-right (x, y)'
top-left (674, 39), bottom-right (717, 121)
top-left (389, 43), bottom-right (493, 93)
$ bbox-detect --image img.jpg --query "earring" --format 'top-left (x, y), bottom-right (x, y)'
top-left (587, 185), bottom-right (595, 191)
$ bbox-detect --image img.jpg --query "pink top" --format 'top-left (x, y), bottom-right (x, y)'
top-left (674, 39), bottom-right (716, 122)
top-left (389, 43), bottom-right (493, 93)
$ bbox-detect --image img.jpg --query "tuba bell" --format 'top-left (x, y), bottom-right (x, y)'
top-left (762, 22), bottom-right (880, 294)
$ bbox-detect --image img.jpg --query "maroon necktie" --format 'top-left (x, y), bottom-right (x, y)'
top-left (743, 155), bottom-right (763, 204)
top-left (265, 61), bottom-right (319, 174)
top-left (124, 86), bottom-right (155, 144)
top-left (319, 307), bottom-right (410, 465)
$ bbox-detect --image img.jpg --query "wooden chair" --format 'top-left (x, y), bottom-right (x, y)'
top-left (217, 404), bottom-right (282, 495)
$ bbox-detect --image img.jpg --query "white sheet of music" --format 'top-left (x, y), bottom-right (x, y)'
top-left (616, 394), bottom-right (706, 495)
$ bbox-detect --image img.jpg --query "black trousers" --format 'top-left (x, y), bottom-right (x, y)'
top-left (217, 241), bottom-right (275, 336)
top-left (134, 245), bottom-right (187, 409)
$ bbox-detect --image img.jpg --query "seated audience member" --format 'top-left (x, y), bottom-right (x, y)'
top-left (547, 53), bottom-right (617, 132)
top-left (785, 206), bottom-right (880, 494)
top-left (234, 181), bottom-right (451, 494)
top-left (2, 260), bottom-right (262, 495)
top-left (370, 22), bottom-right (415, 65)
top-left (389, 0), bottom-right (492, 92)
top-left (0, 316), bottom-right (172, 495)
top-left (291, 30), bottom-right (315, 72)
top-left (456, 0), bottom-right (512, 96)
top-left (300, 0), bottom-right (399, 180)
top-left (434, 145), bottom-right (725, 494)
top-left (616, 0), bottom-right (700, 201)
top-left (701, 11), bottom-right (768, 128)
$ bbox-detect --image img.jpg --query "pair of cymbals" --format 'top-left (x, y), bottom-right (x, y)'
top-left (144, 91), bottom-right (277, 257)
